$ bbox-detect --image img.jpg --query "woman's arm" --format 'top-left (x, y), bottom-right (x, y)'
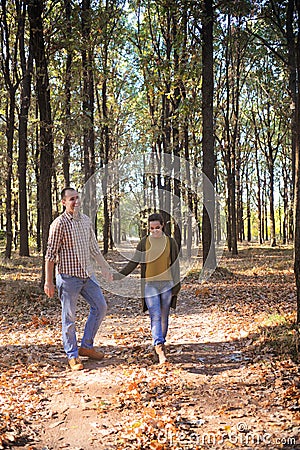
top-left (114, 238), bottom-right (145, 278)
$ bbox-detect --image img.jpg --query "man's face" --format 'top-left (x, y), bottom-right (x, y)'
top-left (62, 190), bottom-right (80, 214)
top-left (149, 220), bottom-right (163, 238)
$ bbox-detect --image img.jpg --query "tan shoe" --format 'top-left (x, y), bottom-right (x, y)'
top-left (79, 347), bottom-right (104, 360)
top-left (68, 357), bottom-right (84, 371)
top-left (155, 344), bottom-right (167, 364)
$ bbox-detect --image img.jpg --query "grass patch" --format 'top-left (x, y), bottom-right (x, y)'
top-left (256, 314), bottom-right (299, 362)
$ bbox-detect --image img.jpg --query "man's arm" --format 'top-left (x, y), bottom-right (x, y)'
top-left (44, 260), bottom-right (56, 298)
top-left (94, 252), bottom-right (113, 281)
top-left (43, 218), bottom-right (61, 298)
top-left (89, 221), bottom-right (113, 281)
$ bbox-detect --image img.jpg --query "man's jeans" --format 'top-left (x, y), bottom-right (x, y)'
top-left (56, 274), bottom-right (107, 359)
top-left (144, 281), bottom-right (173, 346)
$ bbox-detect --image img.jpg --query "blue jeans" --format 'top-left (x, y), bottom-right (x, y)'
top-left (144, 281), bottom-right (173, 346)
top-left (56, 274), bottom-right (107, 359)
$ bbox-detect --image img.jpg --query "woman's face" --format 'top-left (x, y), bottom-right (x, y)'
top-left (149, 220), bottom-right (163, 238)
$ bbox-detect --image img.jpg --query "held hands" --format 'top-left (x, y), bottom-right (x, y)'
top-left (102, 269), bottom-right (125, 282)
top-left (101, 268), bottom-right (124, 282)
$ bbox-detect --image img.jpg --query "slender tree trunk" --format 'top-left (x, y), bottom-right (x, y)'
top-left (161, 94), bottom-right (172, 237)
top-left (184, 124), bottom-right (193, 258)
top-left (282, 165), bottom-right (289, 244)
top-left (5, 95), bottom-right (15, 259)
top-left (102, 62), bottom-right (110, 254)
top-left (294, 0), bottom-right (300, 324)
top-left (161, 11), bottom-right (172, 237)
top-left (1, 0), bottom-right (20, 258)
top-left (263, 177), bottom-right (269, 241)
top-left (172, 9), bottom-right (182, 250)
top-left (269, 163), bottom-right (276, 247)
top-left (63, 0), bottom-right (72, 187)
top-left (34, 121), bottom-right (41, 253)
top-left (28, 0), bottom-right (54, 282)
top-left (224, 14), bottom-right (234, 253)
top-left (81, 0), bottom-right (95, 183)
top-left (287, 0), bottom-right (296, 242)
top-left (202, 0), bottom-right (216, 270)
top-left (246, 175), bottom-right (251, 242)
top-left (237, 182), bottom-right (244, 241)
top-left (255, 142), bottom-right (263, 244)
top-left (18, 1), bottom-right (33, 256)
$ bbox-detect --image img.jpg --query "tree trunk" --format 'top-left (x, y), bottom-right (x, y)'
top-left (294, 0), bottom-right (300, 324)
top-left (161, 96), bottom-right (172, 237)
top-left (63, 0), bottom-right (72, 187)
top-left (263, 177), bottom-right (269, 241)
top-left (18, 1), bottom-right (33, 256)
top-left (246, 166), bottom-right (251, 242)
top-left (1, 0), bottom-right (20, 258)
top-left (282, 164), bottom-right (289, 244)
top-left (28, 0), bottom-right (54, 281)
top-left (81, 0), bottom-right (95, 183)
top-left (171, 9), bottom-right (182, 251)
top-left (224, 13), bottom-right (238, 255)
top-left (287, 0), bottom-right (296, 242)
top-left (161, 11), bottom-right (172, 237)
top-left (5, 95), bottom-right (15, 259)
top-left (34, 99), bottom-right (41, 253)
top-left (202, 0), bottom-right (216, 270)
top-left (269, 162), bottom-right (277, 247)
top-left (101, 47), bottom-right (110, 254)
top-left (255, 142), bottom-right (263, 244)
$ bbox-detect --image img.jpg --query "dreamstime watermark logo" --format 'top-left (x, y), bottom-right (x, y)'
top-left (156, 421), bottom-right (297, 448)
top-left (79, 152), bottom-right (226, 297)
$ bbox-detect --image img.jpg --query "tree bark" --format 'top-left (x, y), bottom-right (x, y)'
top-left (202, 0), bottom-right (216, 270)
top-left (28, 0), bottom-right (54, 280)
top-left (294, 0), bottom-right (300, 324)
top-left (101, 41), bottom-right (110, 255)
top-left (81, 0), bottom-right (95, 183)
top-left (1, 0), bottom-right (20, 258)
top-left (18, 0), bottom-right (33, 256)
top-left (63, 0), bottom-right (72, 187)
top-left (5, 95), bottom-right (15, 259)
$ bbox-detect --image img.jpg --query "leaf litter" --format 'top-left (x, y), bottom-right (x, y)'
top-left (0, 245), bottom-right (299, 449)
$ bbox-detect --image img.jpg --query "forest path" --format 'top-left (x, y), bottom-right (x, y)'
top-left (1, 245), bottom-right (299, 449)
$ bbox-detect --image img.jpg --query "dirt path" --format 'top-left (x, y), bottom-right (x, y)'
top-left (38, 270), bottom-right (298, 449)
top-left (2, 246), bottom-right (299, 450)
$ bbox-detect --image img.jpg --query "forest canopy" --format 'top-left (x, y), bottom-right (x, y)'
top-left (0, 0), bottom-right (298, 294)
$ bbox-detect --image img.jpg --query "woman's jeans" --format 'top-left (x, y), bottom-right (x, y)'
top-left (144, 281), bottom-right (173, 346)
top-left (56, 274), bottom-right (107, 359)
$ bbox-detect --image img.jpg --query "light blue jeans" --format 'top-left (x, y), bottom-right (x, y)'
top-left (144, 281), bottom-right (173, 346)
top-left (56, 274), bottom-right (107, 359)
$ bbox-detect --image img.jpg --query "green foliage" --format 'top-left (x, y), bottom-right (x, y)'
top-left (0, 0), bottom-right (296, 252)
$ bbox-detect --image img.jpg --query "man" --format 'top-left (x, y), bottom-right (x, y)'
top-left (44, 187), bottom-right (111, 371)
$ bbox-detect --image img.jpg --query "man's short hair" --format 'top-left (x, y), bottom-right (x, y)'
top-left (61, 187), bottom-right (76, 200)
top-left (148, 213), bottom-right (164, 225)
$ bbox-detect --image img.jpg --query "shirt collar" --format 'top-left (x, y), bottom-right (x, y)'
top-left (64, 211), bottom-right (81, 222)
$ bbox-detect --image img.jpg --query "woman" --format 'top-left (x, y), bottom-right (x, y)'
top-left (114, 213), bottom-right (181, 364)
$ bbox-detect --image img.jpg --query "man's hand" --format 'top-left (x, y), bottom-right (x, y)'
top-left (45, 260), bottom-right (55, 298)
top-left (44, 282), bottom-right (55, 298)
top-left (102, 268), bottom-right (113, 282)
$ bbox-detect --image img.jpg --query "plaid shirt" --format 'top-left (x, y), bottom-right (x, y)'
top-left (45, 211), bottom-right (101, 278)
